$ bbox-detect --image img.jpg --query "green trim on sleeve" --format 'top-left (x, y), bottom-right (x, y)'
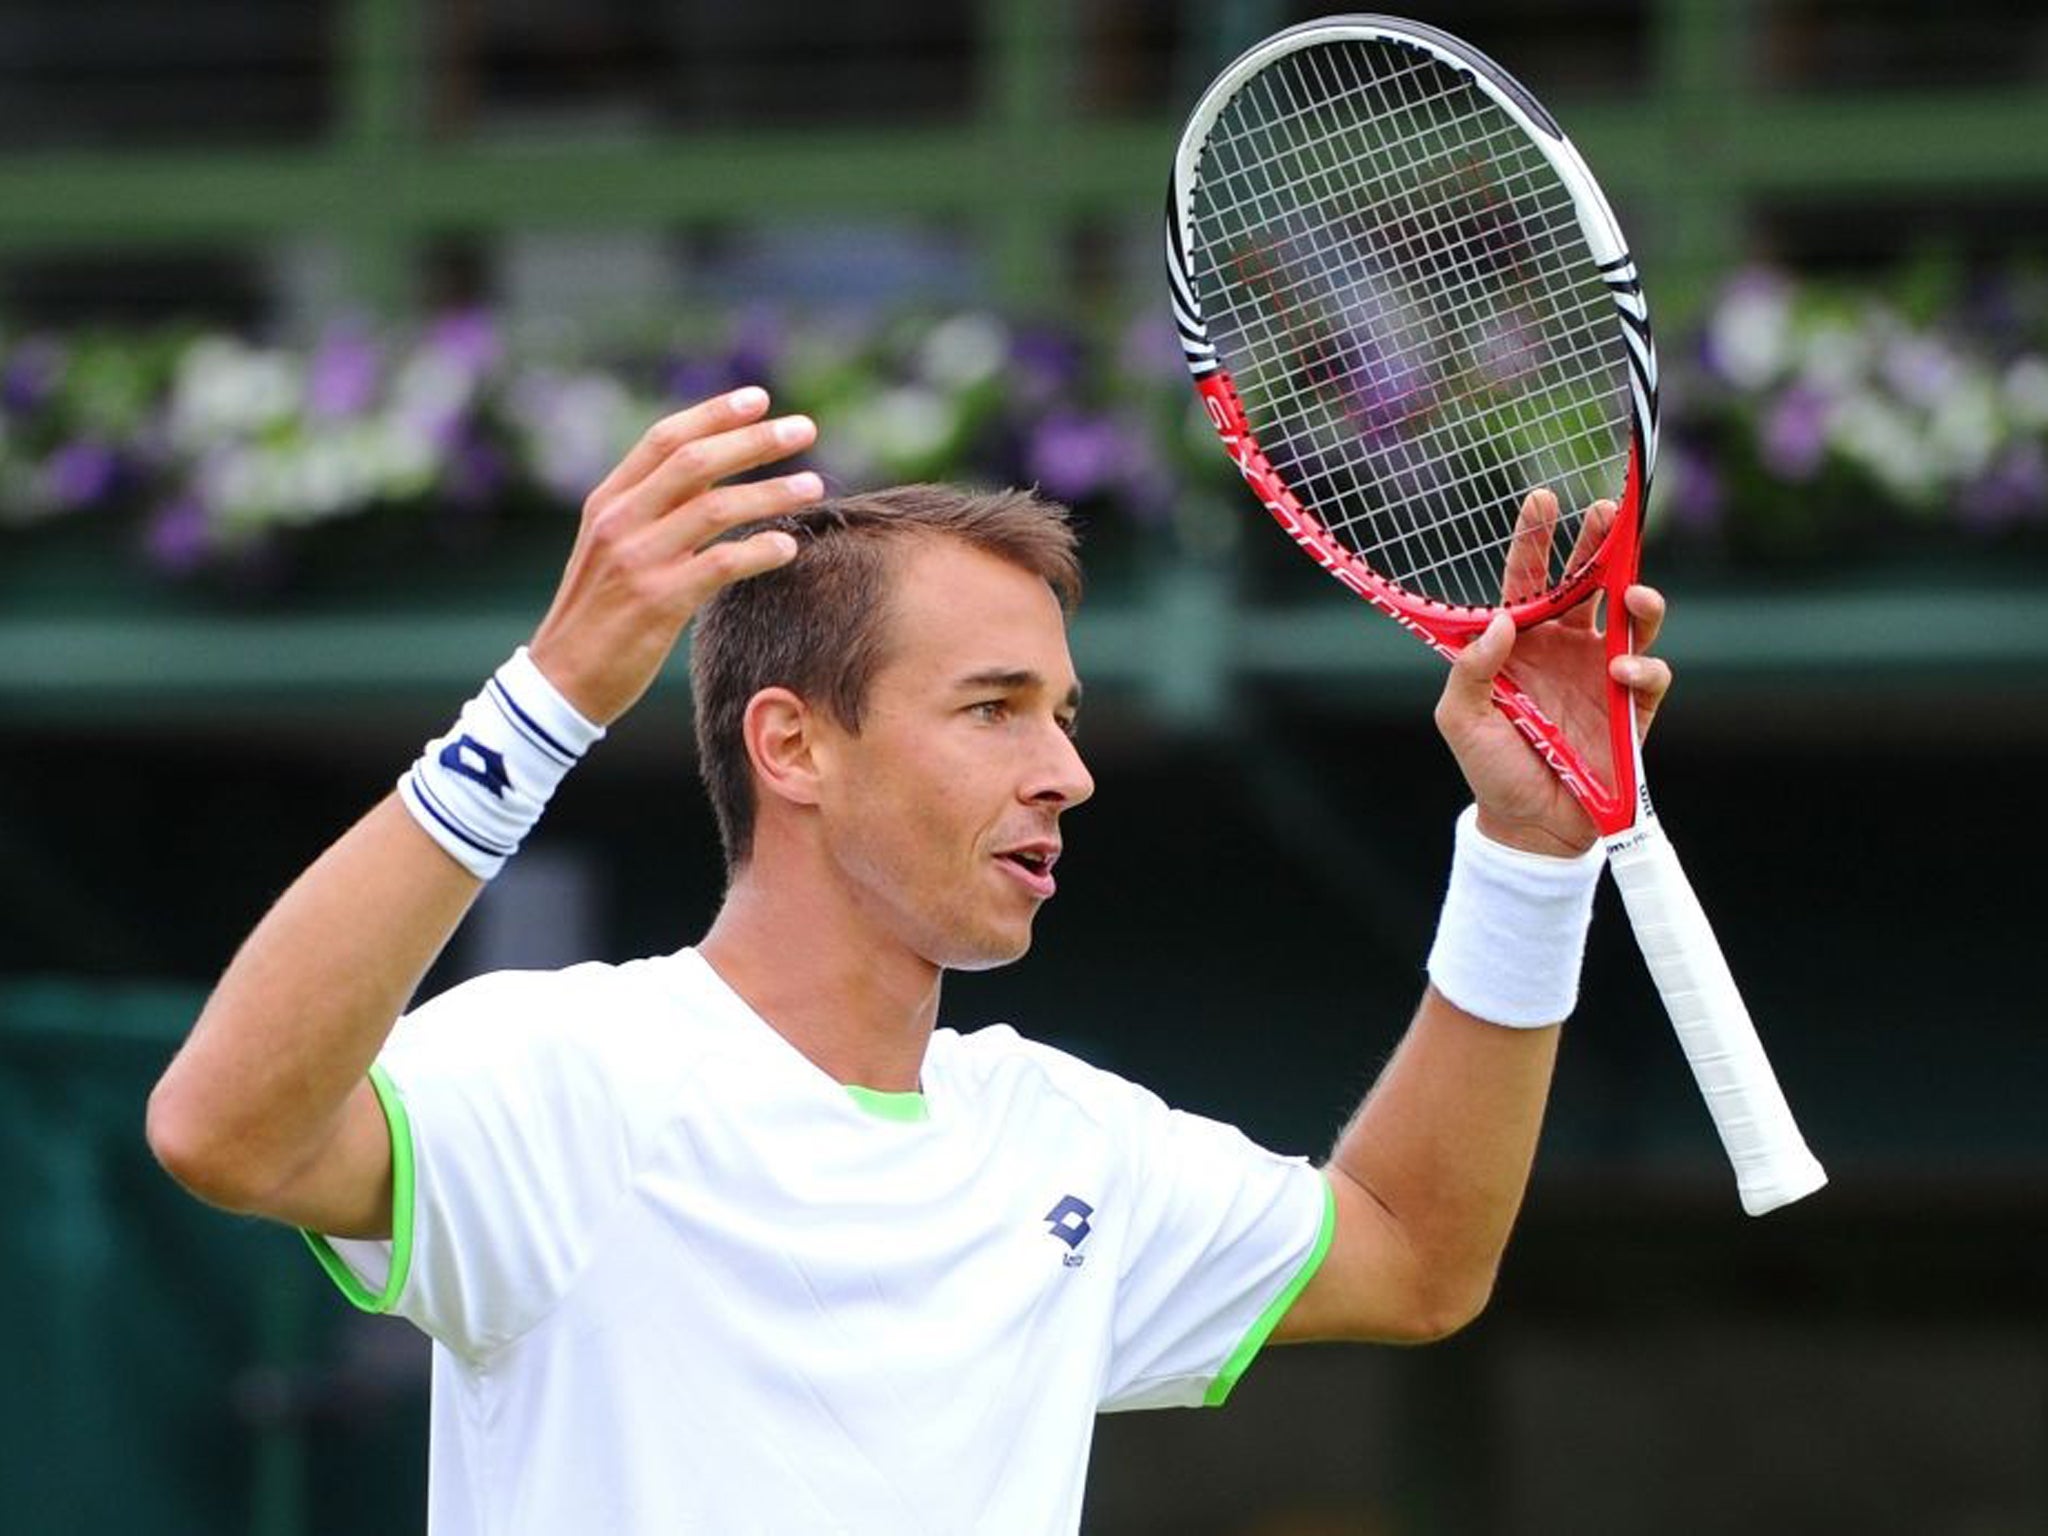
top-left (844, 1084), bottom-right (930, 1123)
top-left (1202, 1173), bottom-right (1338, 1408)
top-left (299, 1062), bottom-right (416, 1314)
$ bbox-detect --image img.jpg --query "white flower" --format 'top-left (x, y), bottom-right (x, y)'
top-left (389, 352), bottom-right (478, 435)
top-left (2003, 355), bottom-right (2048, 430)
top-left (843, 385), bottom-right (953, 470)
top-left (1795, 315), bottom-right (1878, 394)
top-left (1708, 275), bottom-right (1793, 390)
top-left (169, 338), bottom-right (302, 448)
top-left (1831, 395), bottom-right (1936, 506)
top-left (919, 314), bottom-right (1007, 389)
top-left (1927, 377), bottom-right (2001, 480)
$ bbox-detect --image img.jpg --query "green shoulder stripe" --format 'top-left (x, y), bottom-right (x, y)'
top-left (1203, 1173), bottom-right (1337, 1408)
top-left (299, 1062), bottom-right (415, 1313)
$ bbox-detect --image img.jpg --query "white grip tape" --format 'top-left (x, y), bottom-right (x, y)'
top-left (1604, 820), bottom-right (1827, 1215)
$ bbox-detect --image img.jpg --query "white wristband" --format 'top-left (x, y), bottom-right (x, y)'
top-left (398, 647), bottom-right (606, 881)
top-left (1426, 805), bottom-right (1604, 1028)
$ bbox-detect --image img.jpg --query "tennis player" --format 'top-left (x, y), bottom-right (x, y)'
top-left (148, 384), bottom-right (1670, 1534)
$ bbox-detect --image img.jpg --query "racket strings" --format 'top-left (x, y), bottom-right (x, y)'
top-left (1205, 58), bottom-right (1576, 377)
top-left (1207, 121), bottom-right (1609, 599)
top-left (1210, 69), bottom-right (1551, 319)
top-left (1204, 84), bottom-right (1569, 395)
top-left (1228, 47), bottom-right (1608, 411)
top-left (1212, 177), bottom-right (1597, 450)
top-left (1188, 39), bottom-right (1629, 608)
top-left (1212, 54), bottom-right (1610, 599)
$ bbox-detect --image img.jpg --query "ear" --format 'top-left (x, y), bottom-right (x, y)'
top-left (742, 686), bottom-right (826, 812)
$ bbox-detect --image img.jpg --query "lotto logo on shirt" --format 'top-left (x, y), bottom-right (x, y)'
top-left (1044, 1195), bottom-right (1094, 1268)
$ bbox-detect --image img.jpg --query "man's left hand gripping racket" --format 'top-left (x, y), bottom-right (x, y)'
top-left (1167, 14), bottom-right (1825, 1215)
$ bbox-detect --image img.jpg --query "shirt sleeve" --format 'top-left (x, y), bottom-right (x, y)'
top-left (301, 965), bottom-right (640, 1360)
top-left (1098, 1092), bottom-right (1336, 1413)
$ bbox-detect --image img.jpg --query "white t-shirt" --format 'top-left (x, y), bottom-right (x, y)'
top-left (307, 948), bottom-right (1333, 1536)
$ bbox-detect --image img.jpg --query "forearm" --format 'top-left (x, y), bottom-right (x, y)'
top-left (1277, 806), bottom-right (1601, 1343)
top-left (1326, 986), bottom-right (1559, 1324)
top-left (148, 794), bottom-right (479, 1212)
top-left (1275, 567), bottom-right (1672, 1344)
top-left (148, 390), bottom-right (819, 1237)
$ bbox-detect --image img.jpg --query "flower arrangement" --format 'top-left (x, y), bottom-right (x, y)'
top-left (0, 304), bottom-right (1229, 597)
top-left (2, 265), bottom-right (2042, 598)
top-left (1658, 263), bottom-right (2048, 568)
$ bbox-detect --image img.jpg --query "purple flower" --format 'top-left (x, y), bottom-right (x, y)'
top-left (1118, 312), bottom-right (1185, 382)
top-left (1028, 410), bottom-right (1129, 502)
top-left (1761, 385), bottom-right (1832, 481)
top-left (444, 434), bottom-right (507, 508)
top-left (725, 305), bottom-right (786, 387)
top-left (1343, 338), bottom-right (1437, 439)
top-left (2, 338), bottom-right (64, 417)
top-left (1114, 440), bottom-right (1178, 526)
top-left (1662, 442), bottom-right (1725, 534)
top-left (1013, 327), bottom-right (1084, 406)
top-left (663, 354), bottom-right (730, 407)
top-left (44, 440), bottom-right (120, 510)
top-left (144, 497), bottom-right (213, 573)
top-left (308, 328), bottom-right (382, 419)
top-left (426, 308), bottom-right (503, 379)
top-left (1959, 440), bottom-right (2047, 531)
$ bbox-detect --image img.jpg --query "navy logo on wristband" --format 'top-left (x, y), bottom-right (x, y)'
top-left (440, 736), bottom-right (513, 798)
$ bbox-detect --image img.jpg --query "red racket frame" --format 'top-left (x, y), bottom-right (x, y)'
top-left (1194, 369), bottom-right (1647, 838)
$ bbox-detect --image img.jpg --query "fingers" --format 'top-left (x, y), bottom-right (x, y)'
top-left (1622, 582), bottom-right (1666, 653)
top-left (577, 386), bottom-right (823, 596)
top-left (1614, 651), bottom-right (1672, 741)
top-left (617, 412), bottom-right (818, 533)
top-left (654, 481), bottom-right (820, 610)
top-left (673, 525), bottom-right (803, 608)
top-left (1441, 611), bottom-right (1517, 718)
top-left (1565, 499), bottom-right (1616, 573)
top-left (579, 387), bottom-right (820, 578)
top-left (585, 386), bottom-right (771, 510)
top-left (523, 390), bottom-right (823, 726)
top-left (1550, 500), bottom-right (1618, 632)
top-left (634, 469), bottom-right (824, 565)
top-left (1612, 585), bottom-right (1672, 739)
top-left (582, 461), bottom-right (824, 629)
top-left (1498, 492), bottom-right (1618, 628)
top-left (1498, 489), bottom-right (1560, 606)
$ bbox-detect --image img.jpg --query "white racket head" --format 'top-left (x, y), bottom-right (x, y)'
top-left (1167, 14), bottom-right (1659, 622)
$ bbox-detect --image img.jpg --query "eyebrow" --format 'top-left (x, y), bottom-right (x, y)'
top-left (955, 668), bottom-right (1083, 711)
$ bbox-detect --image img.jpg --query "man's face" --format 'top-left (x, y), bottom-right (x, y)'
top-left (810, 536), bottom-right (1094, 972)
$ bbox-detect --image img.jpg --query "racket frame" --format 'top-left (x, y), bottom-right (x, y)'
top-left (1169, 15), bottom-right (1827, 1215)
top-left (1168, 13), bottom-right (1658, 837)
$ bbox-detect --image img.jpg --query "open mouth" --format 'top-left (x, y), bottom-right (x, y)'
top-left (995, 844), bottom-right (1059, 896)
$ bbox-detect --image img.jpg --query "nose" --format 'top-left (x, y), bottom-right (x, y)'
top-left (1027, 721), bottom-right (1095, 811)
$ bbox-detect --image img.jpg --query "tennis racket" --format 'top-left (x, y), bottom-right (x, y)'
top-left (1167, 15), bottom-right (1825, 1215)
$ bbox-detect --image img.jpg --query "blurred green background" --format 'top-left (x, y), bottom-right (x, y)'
top-left (2, 2), bottom-right (2044, 1533)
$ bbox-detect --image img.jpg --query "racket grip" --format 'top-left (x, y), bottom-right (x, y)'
top-left (1604, 821), bottom-right (1827, 1216)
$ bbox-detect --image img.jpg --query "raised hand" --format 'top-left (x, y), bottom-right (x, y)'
top-left (1433, 489), bottom-right (1672, 856)
top-left (528, 387), bottom-right (824, 725)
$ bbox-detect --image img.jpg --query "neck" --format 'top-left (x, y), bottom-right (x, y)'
top-left (697, 864), bottom-right (941, 1094)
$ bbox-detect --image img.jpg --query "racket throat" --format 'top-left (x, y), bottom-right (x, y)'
top-left (1491, 668), bottom-right (1640, 836)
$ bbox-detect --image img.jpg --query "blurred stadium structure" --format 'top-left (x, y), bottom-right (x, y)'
top-left (2, 2), bottom-right (2044, 1533)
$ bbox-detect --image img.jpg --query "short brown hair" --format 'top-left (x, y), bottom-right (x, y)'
top-left (690, 484), bottom-right (1081, 873)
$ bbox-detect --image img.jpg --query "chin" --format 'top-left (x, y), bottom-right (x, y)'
top-left (930, 926), bottom-right (1035, 974)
